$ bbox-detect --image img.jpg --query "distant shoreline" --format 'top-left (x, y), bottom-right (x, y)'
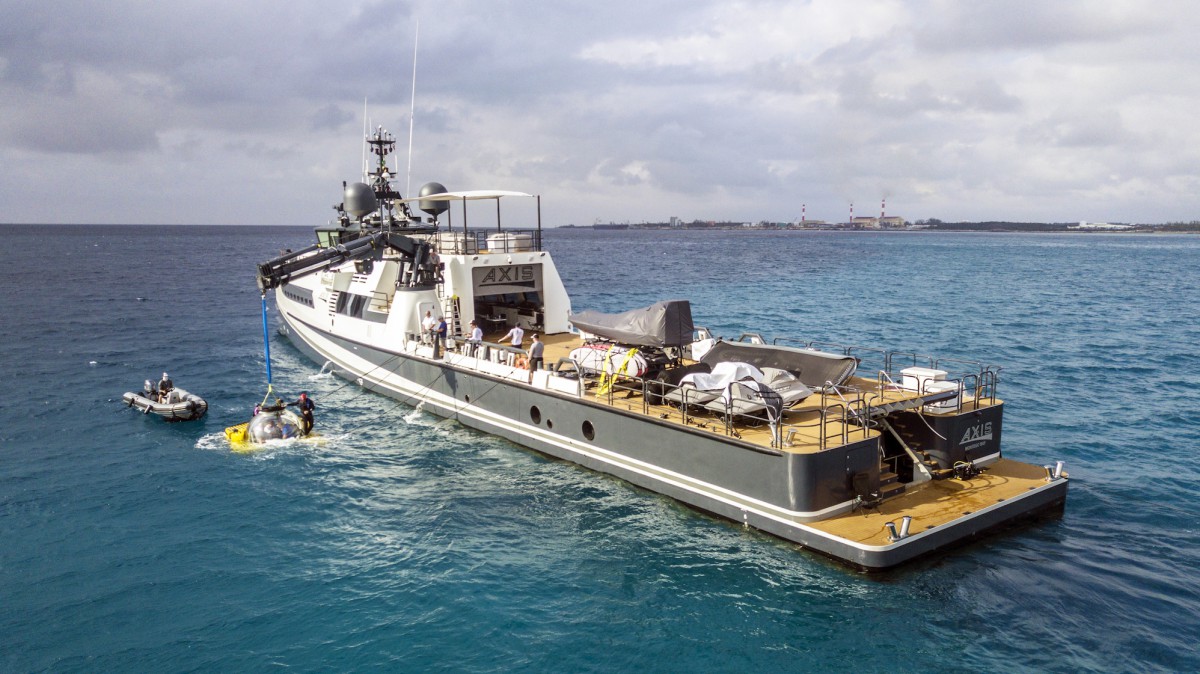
top-left (562, 223), bottom-right (1200, 233)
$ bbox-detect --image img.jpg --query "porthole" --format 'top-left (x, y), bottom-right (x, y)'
top-left (464, 394), bottom-right (471, 403)
top-left (546, 419), bottom-right (554, 430)
top-left (582, 420), bottom-right (595, 441)
top-left (530, 406), bottom-right (542, 424)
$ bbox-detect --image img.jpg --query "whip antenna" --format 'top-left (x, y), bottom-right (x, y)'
top-left (362, 97), bottom-right (368, 181)
top-left (406, 20), bottom-right (418, 200)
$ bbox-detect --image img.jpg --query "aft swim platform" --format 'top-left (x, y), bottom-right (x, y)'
top-left (807, 458), bottom-right (1056, 546)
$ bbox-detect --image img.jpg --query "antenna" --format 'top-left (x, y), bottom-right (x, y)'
top-left (406, 20), bottom-right (419, 199)
top-left (362, 97), bottom-right (368, 181)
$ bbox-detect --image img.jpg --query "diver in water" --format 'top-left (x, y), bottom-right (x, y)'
top-left (287, 391), bottom-right (315, 434)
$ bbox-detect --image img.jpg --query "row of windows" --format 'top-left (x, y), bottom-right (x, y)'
top-left (284, 289), bottom-right (314, 308)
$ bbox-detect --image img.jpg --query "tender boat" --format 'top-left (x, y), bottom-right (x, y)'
top-left (123, 382), bottom-right (208, 421)
top-left (252, 126), bottom-right (1068, 570)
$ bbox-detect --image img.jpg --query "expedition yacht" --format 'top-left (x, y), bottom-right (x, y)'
top-left (255, 128), bottom-right (1068, 570)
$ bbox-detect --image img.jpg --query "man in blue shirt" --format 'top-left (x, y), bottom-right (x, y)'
top-left (434, 316), bottom-right (448, 358)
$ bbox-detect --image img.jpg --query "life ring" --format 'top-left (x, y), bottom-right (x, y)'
top-left (515, 354), bottom-right (529, 369)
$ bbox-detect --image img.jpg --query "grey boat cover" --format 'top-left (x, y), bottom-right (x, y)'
top-left (699, 341), bottom-right (857, 389)
top-left (570, 300), bottom-right (694, 348)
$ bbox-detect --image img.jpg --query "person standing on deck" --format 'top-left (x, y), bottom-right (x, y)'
top-left (528, 334), bottom-right (544, 372)
top-left (501, 324), bottom-right (524, 348)
top-left (500, 325), bottom-right (525, 366)
top-left (467, 320), bottom-right (483, 358)
top-left (421, 310), bottom-right (436, 344)
top-left (434, 316), bottom-right (448, 359)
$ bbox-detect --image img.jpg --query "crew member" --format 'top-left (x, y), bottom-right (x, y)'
top-left (501, 324), bottom-right (524, 348)
top-left (467, 320), bottom-right (483, 357)
top-left (421, 310), bottom-right (436, 344)
top-left (158, 372), bottom-right (174, 402)
top-left (528, 334), bottom-right (544, 372)
top-left (434, 316), bottom-right (448, 358)
top-left (287, 391), bottom-right (316, 434)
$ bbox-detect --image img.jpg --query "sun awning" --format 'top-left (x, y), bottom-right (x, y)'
top-left (396, 190), bottom-right (534, 203)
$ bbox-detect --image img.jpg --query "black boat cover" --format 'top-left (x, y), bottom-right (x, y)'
top-left (570, 300), bottom-right (694, 348)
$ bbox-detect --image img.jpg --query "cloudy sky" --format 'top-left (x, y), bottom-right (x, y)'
top-left (2, 0), bottom-right (1198, 226)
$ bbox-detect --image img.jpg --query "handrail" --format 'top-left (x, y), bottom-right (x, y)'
top-left (432, 228), bottom-right (544, 255)
top-left (885, 351), bottom-right (937, 375)
top-left (765, 339), bottom-right (998, 387)
top-left (640, 376), bottom-right (876, 451)
top-left (367, 289), bottom-right (392, 312)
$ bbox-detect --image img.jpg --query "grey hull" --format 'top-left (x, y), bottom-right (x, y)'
top-left (280, 313), bottom-right (1066, 570)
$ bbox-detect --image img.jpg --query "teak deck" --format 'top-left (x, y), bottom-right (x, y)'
top-left (499, 331), bottom-right (996, 455)
top-left (454, 331), bottom-right (1051, 543)
top-left (808, 458), bottom-right (1052, 544)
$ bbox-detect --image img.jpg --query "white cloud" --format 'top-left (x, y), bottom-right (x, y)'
top-left (0, 0), bottom-right (1199, 225)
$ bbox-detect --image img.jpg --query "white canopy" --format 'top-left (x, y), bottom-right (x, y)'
top-left (397, 190), bottom-right (534, 203)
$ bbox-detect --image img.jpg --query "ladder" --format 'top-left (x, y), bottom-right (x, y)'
top-left (440, 294), bottom-right (462, 337)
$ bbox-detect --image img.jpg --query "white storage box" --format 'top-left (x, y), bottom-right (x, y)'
top-left (900, 367), bottom-right (947, 391)
top-left (922, 380), bottom-right (961, 413)
top-left (486, 232), bottom-right (534, 252)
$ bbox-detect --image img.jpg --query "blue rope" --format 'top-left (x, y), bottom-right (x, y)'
top-left (261, 293), bottom-right (273, 384)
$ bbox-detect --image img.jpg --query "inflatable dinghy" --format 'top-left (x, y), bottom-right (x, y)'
top-left (123, 386), bottom-right (208, 422)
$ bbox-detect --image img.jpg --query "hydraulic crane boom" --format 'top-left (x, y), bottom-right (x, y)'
top-left (256, 231), bottom-right (438, 292)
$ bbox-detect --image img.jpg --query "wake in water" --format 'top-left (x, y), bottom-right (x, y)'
top-left (194, 431), bottom-right (326, 458)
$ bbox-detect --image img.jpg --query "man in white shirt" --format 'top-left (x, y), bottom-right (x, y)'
top-left (421, 310), bottom-right (436, 343)
top-left (501, 324), bottom-right (524, 348)
top-left (467, 320), bottom-right (484, 357)
top-left (500, 324), bottom-right (525, 366)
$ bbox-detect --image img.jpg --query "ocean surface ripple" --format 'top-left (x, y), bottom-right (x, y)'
top-left (1, 225), bottom-right (1197, 673)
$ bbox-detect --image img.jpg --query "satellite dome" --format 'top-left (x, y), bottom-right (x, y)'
top-left (344, 182), bottom-right (378, 219)
top-left (418, 182), bottom-right (449, 217)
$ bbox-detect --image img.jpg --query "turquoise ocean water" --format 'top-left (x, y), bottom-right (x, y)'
top-left (2, 225), bottom-right (1198, 672)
